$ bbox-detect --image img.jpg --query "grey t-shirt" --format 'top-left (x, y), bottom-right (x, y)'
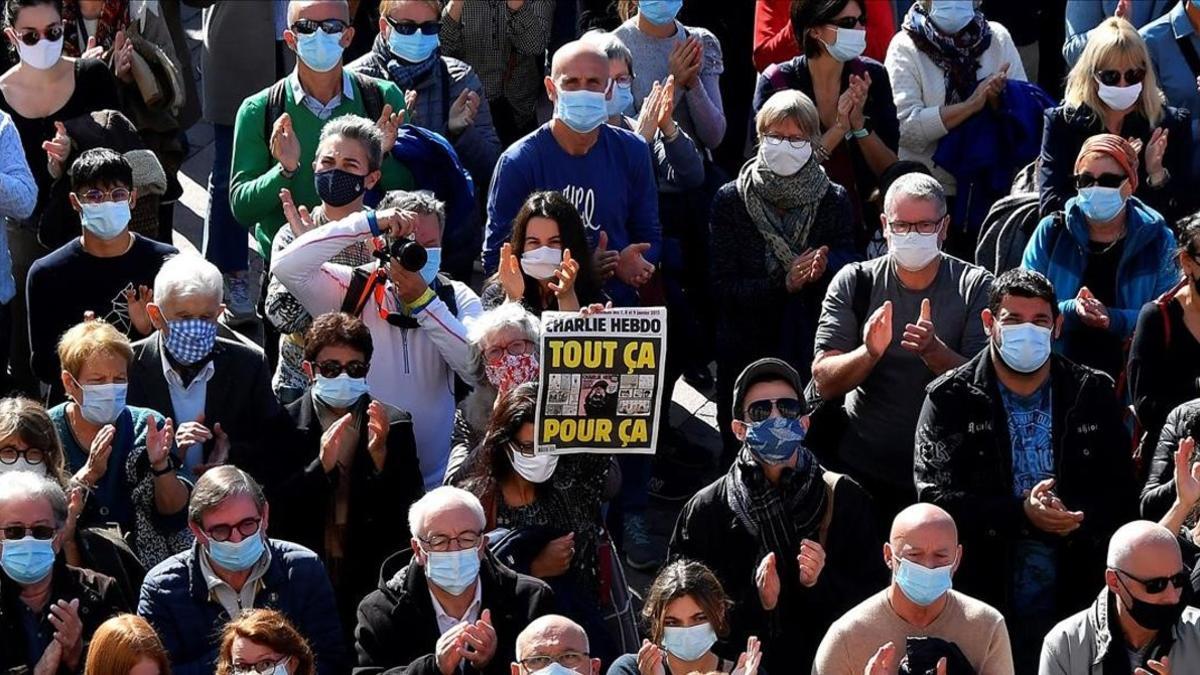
top-left (815, 254), bottom-right (993, 490)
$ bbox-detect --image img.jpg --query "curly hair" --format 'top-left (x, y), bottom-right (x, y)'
top-left (216, 610), bottom-right (315, 675)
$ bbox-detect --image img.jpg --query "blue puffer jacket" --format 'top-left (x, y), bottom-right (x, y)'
top-left (137, 539), bottom-right (347, 675)
top-left (1021, 196), bottom-right (1179, 341)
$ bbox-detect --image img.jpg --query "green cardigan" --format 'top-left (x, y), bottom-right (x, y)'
top-left (229, 74), bottom-right (413, 257)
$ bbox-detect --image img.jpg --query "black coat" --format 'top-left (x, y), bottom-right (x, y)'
top-left (914, 349), bottom-right (1138, 617)
top-left (666, 469), bottom-right (884, 674)
top-left (0, 559), bottom-right (129, 672)
top-left (250, 392), bottom-right (425, 627)
top-left (353, 549), bottom-right (556, 675)
top-left (1141, 398), bottom-right (1200, 520)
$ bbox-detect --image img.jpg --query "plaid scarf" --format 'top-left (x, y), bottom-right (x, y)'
top-left (735, 153), bottom-right (831, 281)
top-left (386, 49), bottom-right (442, 90)
top-left (726, 446), bottom-right (827, 559)
top-left (902, 4), bottom-right (993, 105)
top-left (62, 0), bottom-right (128, 55)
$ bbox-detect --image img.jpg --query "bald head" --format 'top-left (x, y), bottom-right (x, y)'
top-left (550, 41), bottom-right (609, 79)
top-left (516, 615), bottom-right (589, 661)
top-left (1107, 520), bottom-right (1181, 570)
top-left (288, 0), bottom-right (350, 25)
top-left (891, 503), bottom-right (958, 544)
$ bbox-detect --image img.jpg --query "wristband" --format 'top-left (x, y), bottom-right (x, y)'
top-left (409, 287), bottom-right (437, 313)
top-left (366, 210), bottom-right (381, 237)
top-left (151, 461), bottom-right (176, 477)
top-left (845, 127), bottom-right (870, 140)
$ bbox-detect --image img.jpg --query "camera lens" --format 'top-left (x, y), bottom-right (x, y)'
top-left (390, 239), bottom-right (427, 272)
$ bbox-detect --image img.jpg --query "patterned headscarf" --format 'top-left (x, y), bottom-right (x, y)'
top-left (1075, 133), bottom-right (1140, 192)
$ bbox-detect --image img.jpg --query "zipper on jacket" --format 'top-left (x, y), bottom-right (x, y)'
top-left (401, 328), bottom-right (410, 374)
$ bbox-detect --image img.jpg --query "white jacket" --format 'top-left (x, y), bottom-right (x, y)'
top-left (271, 211), bottom-right (482, 489)
top-left (884, 21), bottom-right (1026, 195)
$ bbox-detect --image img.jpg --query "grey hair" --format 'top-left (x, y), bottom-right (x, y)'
top-left (1106, 520), bottom-right (1180, 568)
top-left (188, 466), bottom-right (266, 526)
top-left (154, 252), bottom-right (223, 307)
top-left (407, 486), bottom-right (486, 539)
top-left (755, 89), bottom-right (820, 141)
top-left (378, 189), bottom-right (446, 233)
top-left (467, 303), bottom-right (541, 385)
top-left (580, 30), bottom-right (635, 80)
top-left (0, 471), bottom-right (67, 526)
top-left (319, 114), bottom-right (385, 172)
top-left (883, 173), bottom-right (947, 219)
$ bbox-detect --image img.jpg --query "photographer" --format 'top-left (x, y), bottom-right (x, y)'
top-left (271, 188), bottom-right (482, 490)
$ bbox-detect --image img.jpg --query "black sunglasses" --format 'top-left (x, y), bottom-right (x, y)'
top-left (1095, 68), bottom-right (1147, 87)
top-left (206, 517), bottom-right (261, 543)
top-left (290, 18), bottom-right (348, 35)
top-left (1, 525), bottom-right (55, 541)
top-left (1074, 172), bottom-right (1127, 190)
top-left (15, 23), bottom-right (63, 46)
top-left (828, 16), bottom-right (866, 29)
top-left (313, 359), bottom-right (369, 379)
top-left (745, 397), bottom-right (804, 423)
top-left (385, 17), bottom-right (440, 36)
top-left (1118, 568), bottom-right (1189, 594)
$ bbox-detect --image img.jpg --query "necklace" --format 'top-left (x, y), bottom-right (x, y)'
top-left (1090, 230), bottom-right (1126, 255)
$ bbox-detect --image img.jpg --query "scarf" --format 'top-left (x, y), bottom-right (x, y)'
top-left (902, 4), bottom-right (993, 105)
top-left (62, 0), bottom-right (128, 56)
top-left (736, 153), bottom-right (831, 281)
top-left (726, 446), bottom-right (827, 559)
top-left (386, 49), bottom-right (442, 90)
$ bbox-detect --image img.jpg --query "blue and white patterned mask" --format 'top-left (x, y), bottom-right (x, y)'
top-left (164, 319), bottom-right (218, 365)
top-left (743, 416), bottom-right (808, 465)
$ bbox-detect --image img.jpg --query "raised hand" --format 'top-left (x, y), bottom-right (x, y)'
top-left (146, 417), bottom-right (175, 470)
top-left (460, 609), bottom-right (498, 668)
top-left (81, 35), bottom-right (104, 61)
top-left (675, 37), bottom-right (703, 90)
top-left (616, 242), bottom-right (654, 288)
top-left (1023, 478), bottom-right (1085, 536)
top-left (210, 422), bottom-right (231, 465)
top-left (60, 486), bottom-right (84, 547)
top-left (848, 72), bottom-right (871, 130)
top-left (80, 425), bottom-right (116, 485)
top-left (112, 31), bottom-right (133, 82)
top-left (375, 207), bottom-right (419, 238)
top-left (548, 248), bottom-right (580, 298)
top-left (635, 80), bottom-right (664, 143)
top-left (174, 419), bottom-right (213, 448)
top-left (756, 552), bottom-right (780, 610)
top-left (435, 623), bottom-right (467, 675)
top-left (124, 285), bottom-right (154, 335)
top-left (48, 599), bottom-right (83, 670)
top-left (901, 298), bottom-right (946, 359)
top-left (1145, 126), bottom-right (1169, 180)
top-left (43, 121), bottom-right (71, 179)
top-left (593, 231), bottom-right (619, 283)
top-left (636, 639), bottom-right (666, 675)
top-left (864, 642), bottom-right (896, 675)
top-left (319, 413), bottom-right (354, 473)
top-left (270, 113), bottom-right (301, 173)
top-left (1135, 655), bottom-right (1170, 675)
top-left (498, 242), bottom-right (525, 301)
top-left (657, 75), bottom-right (679, 136)
top-left (1174, 436), bottom-right (1200, 508)
top-left (786, 246), bottom-right (829, 293)
top-left (797, 538), bottom-right (826, 587)
top-left (1075, 286), bottom-right (1111, 330)
top-left (367, 400), bottom-right (389, 472)
top-left (863, 300), bottom-right (894, 359)
top-left (531, 532), bottom-right (574, 578)
top-left (731, 637), bottom-right (762, 675)
top-left (448, 89), bottom-right (480, 135)
top-left (1116, 0), bottom-right (1131, 19)
top-left (280, 188), bottom-right (316, 237)
top-left (33, 634), bottom-right (62, 675)
top-left (377, 103), bottom-right (405, 153)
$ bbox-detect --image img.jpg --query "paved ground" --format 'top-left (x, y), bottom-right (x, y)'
top-left (170, 7), bottom-right (723, 596)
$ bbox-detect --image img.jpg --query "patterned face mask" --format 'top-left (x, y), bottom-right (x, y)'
top-left (163, 319), bottom-right (218, 365)
top-left (484, 353), bottom-right (539, 396)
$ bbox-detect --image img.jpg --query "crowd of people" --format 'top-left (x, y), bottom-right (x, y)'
top-left (7, 0), bottom-right (1200, 674)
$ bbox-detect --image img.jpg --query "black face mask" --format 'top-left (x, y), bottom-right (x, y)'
top-left (1117, 577), bottom-right (1187, 632)
top-left (314, 168), bottom-right (366, 207)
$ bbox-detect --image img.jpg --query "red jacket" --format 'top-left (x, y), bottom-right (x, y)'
top-left (753, 0), bottom-right (895, 72)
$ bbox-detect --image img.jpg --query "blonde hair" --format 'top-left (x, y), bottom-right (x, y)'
top-left (755, 89), bottom-right (820, 141)
top-left (85, 615), bottom-right (171, 675)
top-left (618, 0), bottom-right (637, 21)
top-left (1064, 17), bottom-right (1163, 126)
top-left (379, 0), bottom-right (442, 18)
top-left (57, 320), bottom-right (133, 379)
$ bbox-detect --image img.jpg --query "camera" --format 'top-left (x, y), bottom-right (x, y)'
top-left (375, 236), bottom-right (427, 272)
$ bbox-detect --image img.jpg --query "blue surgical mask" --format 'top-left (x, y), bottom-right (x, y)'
top-left (312, 373), bottom-right (369, 409)
top-left (79, 200), bottom-right (131, 240)
top-left (996, 322), bottom-right (1052, 374)
top-left (821, 27), bottom-right (866, 63)
top-left (424, 546), bottom-right (480, 595)
top-left (743, 416), bottom-right (809, 466)
top-left (295, 29), bottom-right (345, 73)
top-left (661, 623), bottom-right (717, 662)
top-left (555, 87), bottom-right (610, 133)
top-left (1076, 186), bottom-right (1127, 223)
top-left (207, 533), bottom-right (266, 572)
top-left (638, 0), bottom-right (683, 26)
top-left (163, 319), bottom-right (218, 366)
top-left (607, 81), bottom-right (634, 118)
top-left (894, 556), bottom-right (954, 606)
top-left (388, 28), bottom-right (440, 63)
top-left (1, 536), bottom-right (55, 584)
top-left (927, 0), bottom-right (976, 34)
top-left (75, 380), bottom-right (128, 425)
top-left (420, 247), bottom-right (442, 285)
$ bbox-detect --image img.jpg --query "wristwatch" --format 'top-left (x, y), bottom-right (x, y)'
top-left (279, 163), bottom-right (297, 180)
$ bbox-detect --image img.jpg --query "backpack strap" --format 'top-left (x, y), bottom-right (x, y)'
top-left (1178, 33), bottom-right (1200, 78)
top-left (262, 79), bottom-right (290, 144)
top-left (850, 262), bottom-right (874, 327)
top-left (1154, 279), bottom-right (1189, 351)
top-left (349, 71), bottom-right (386, 123)
top-left (818, 471), bottom-right (841, 548)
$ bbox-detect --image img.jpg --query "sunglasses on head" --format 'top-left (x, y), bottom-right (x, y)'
top-left (313, 359), bottom-right (369, 379)
top-left (1074, 172), bottom-right (1127, 190)
top-left (1094, 68), bottom-right (1146, 87)
top-left (1, 525), bottom-right (55, 540)
top-left (290, 18), bottom-right (348, 35)
top-left (14, 24), bottom-right (63, 46)
top-left (385, 17), bottom-right (441, 36)
top-left (1118, 568), bottom-right (1189, 594)
top-left (745, 397), bottom-right (804, 423)
top-left (828, 15), bottom-right (866, 29)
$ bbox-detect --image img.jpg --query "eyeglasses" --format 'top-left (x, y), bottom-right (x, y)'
top-left (1117, 568), bottom-right (1190, 594)
top-left (205, 517), bottom-right (261, 543)
top-left (887, 218), bottom-right (945, 235)
top-left (613, 74), bottom-right (633, 86)
top-left (419, 531), bottom-right (481, 552)
top-left (519, 652), bottom-right (590, 672)
top-left (509, 440), bottom-right (536, 456)
top-left (0, 446), bottom-right (44, 465)
top-left (1, 525), bottom-right (56, 540)
top-left (15, 24), bottom-right (63, 46)
top-left (1074, 172), bottom-right (1127, 190)
top-left (745, 397), bottom-right (804, 423)
top-left (828, 16), bottom-right (866, 29)
top-left (313, 359), bottom-right (370, 379)
top-left (75, 188), bottom-right (131, 205)
top-left (762, 134), bottom-right (809, 149)
top-left (484, 339), bottom-right (536, 363)
top-left (232, 659), bottom-right (288, 675)
top-left (1094, 68), bottom-right (1147, 87)
top-left (290, 18), bottom-right (348, 35)
top-left (385, 17), bottom-right (441, 35)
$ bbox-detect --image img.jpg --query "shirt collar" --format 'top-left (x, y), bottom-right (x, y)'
top-left (1171, 1), bottom-right (1195, 39)
top-left (158, 336), bottom-right (216, 389)
top-left (198, 543), bottom-right (273, 593)
top-left (288, 69), bottom-right (356, 106)
top-left (428, 580), bottom-right (482, 625)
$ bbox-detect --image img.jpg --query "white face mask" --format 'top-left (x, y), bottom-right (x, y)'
top-left (760, 140), bottom-right (813, 177)
top-left (1094, 78), bottom-right (1142, 112)
top-left (889, 231), bottom-right (942, 271)
top-left (520, 246), bottom-right (564, 280)
top-left (509, 446), bottom-right (558, 483)
top-left (16, 36), bottom-right (63, 70)
top-left (0, 458), bottom-right (46, 476)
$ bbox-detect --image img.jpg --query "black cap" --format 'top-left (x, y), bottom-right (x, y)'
top-left (731, 358), bottom-right (806, 420)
